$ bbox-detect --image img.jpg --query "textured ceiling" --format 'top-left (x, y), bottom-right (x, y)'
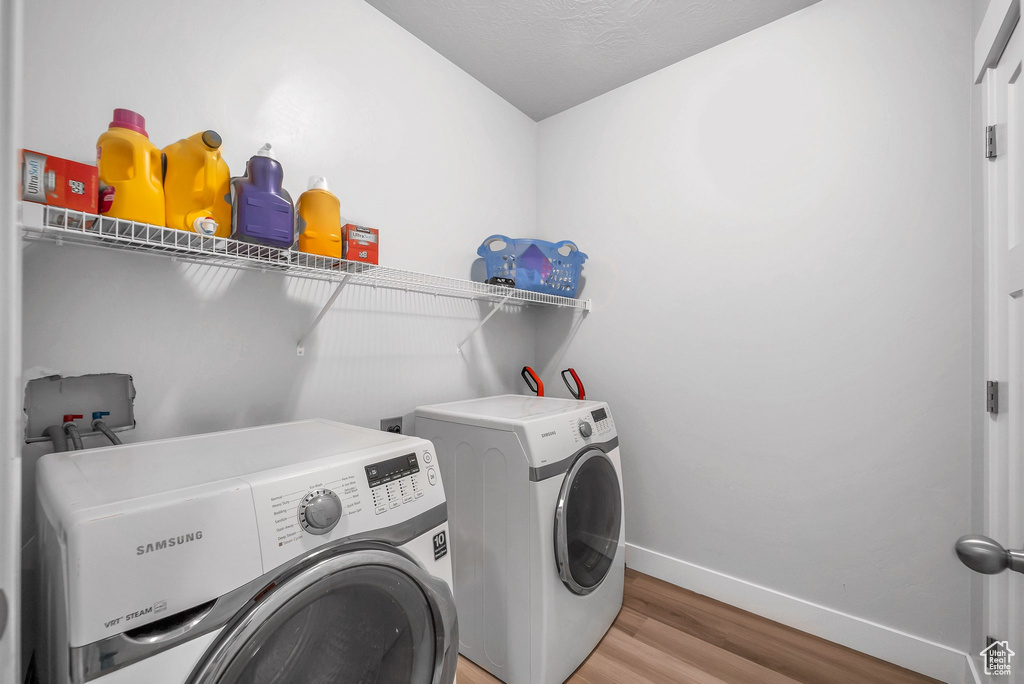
top-left (365, 0), bottom-right (822, 121)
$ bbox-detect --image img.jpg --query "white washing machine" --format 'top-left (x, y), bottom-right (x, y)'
top-left (35, 419), bottom-right (458, 684)
top-left (415, 395), bottom-right (624, 684)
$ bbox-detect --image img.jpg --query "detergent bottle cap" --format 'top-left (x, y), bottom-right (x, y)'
top-left (201, 130), bottom-right (222, 149)
top-left (307, 176), bottom-right (330, 192)
top-left (109, 109), bottom-right (148, 138)
top-left (193, 216), bottom-right (219, 236)
top-left (256, 143), bottom-right (276, 160)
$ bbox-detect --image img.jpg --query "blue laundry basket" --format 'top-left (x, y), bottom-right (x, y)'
top-left (478, 235), bottom-right (587, 298)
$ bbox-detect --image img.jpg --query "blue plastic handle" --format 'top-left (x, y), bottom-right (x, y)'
top-left (552, 240), bottom-right (586, 260)
top-left (477, 234), bottom-right (513, 257)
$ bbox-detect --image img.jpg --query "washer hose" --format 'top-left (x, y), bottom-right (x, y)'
top-left (42, 425), bottom-right (68, 453)
top-left (92, 419), bottom-right (122, 445)
top-left (63, 422), bottom-right (83, 451)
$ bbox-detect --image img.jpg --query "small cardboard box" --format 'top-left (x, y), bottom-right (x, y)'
top-left (343, 223), bottom-right (379, 264)
top-left (20, 149), bottom-right (98, 214)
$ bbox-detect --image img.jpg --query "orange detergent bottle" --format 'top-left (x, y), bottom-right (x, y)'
top-left (162, 130), bottom-right (231, 236)
top-left (96, 109), bottom-right (165, 226)
top-left (297, 176), bottom-right (342, 258)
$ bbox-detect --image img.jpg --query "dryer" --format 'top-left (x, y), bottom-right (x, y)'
top-left (36, 419), bottom-right (457, 684)
top-left (415, 395), bottom-right (624, 684)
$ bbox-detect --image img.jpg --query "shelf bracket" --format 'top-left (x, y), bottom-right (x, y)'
top-left (456, 294), bottom-right (513, 355)
top-left (296, 275), bottom-right (351, 356)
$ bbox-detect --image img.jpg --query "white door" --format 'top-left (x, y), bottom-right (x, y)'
top-left (973, 3), bottom-right (1024, 679)
top-left (0, 1), bottom-right (22, 682)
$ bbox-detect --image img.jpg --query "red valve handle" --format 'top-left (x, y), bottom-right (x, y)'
top-left (63, 414), bottom-right (83, 423)
top-left (561, 368), bottom-right (585, 400)
top-left (521, 366), bottom-right (544, 397)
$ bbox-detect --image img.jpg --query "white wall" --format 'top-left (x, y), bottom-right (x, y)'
top-left (537, 0), bottom-right (974, 658)
top-left (18, 0), bottom-right (540, 670)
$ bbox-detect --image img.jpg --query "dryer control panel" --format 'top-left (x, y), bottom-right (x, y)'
top-left (570, 407), bottom-right (615, 443)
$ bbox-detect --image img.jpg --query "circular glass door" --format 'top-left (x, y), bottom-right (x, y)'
top-left (554, 449), bottom-right (622, 595)
top-left (189, 546), bottom-right (457, 684)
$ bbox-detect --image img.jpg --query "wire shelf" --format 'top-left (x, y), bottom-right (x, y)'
top-left (19, 203), bottom-right (592, 311)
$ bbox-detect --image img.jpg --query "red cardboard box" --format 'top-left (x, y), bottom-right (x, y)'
top-left (343, 224), bottom-right (379, 264)
top-left (20, 149), bottom-right (98, 214)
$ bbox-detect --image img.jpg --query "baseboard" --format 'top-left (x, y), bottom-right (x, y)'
top-left (626, 543), bottom-right (976, 684)
top-left (966, 652), bottom-right (982, 684)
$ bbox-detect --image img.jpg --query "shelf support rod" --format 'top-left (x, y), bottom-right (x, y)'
top-left (296, 275), bottom-right (351, 356)
top-left (456, 293), bottom-right (513, 355)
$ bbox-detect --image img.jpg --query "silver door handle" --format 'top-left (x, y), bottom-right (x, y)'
top-left (955, 535), bottom-right (1024, 574)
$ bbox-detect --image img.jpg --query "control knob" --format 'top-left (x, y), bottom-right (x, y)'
top-left (578, 419), bottom-right (593, 438)
top-left (299, 488), bottom-right (343, 535)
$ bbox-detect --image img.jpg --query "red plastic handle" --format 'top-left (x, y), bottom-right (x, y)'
top-left (561, 368), bottom-right (585, 400)
top-left (521, 366), bottom-right (544, 397)
top-left (63, 414), bottom-right (83, 423)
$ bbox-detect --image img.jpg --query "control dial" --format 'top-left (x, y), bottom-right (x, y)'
top-left (299, 488), bottom-right (343, 535)
top-left (578, 419), bottom-right (593, 438)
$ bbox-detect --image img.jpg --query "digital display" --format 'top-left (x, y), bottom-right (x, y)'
top-left (591, 408), bottom-right (608, 422)
top-left (366, 453), bottom-right (419, 488)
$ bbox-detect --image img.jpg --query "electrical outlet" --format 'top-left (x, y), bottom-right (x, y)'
top-left (380, 417), bottom-right (403, 434)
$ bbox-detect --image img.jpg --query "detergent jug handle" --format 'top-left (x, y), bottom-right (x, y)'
top-left (521, 366), bottom-right (544, 397)
top-left (561, 368), bottom-right (585, 400)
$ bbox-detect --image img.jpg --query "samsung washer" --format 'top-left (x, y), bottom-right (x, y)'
top-left (416, 395), bottom-right (624, 684)
top-left (36, 419), bottom-right (457, 684)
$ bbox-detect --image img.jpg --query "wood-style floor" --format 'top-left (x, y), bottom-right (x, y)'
top-left (455, 568), bottom-right (941, 684)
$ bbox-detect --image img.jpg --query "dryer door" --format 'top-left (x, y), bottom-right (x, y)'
top-left (188, 543), bottom-right (457, 684)
top-left (553, 449), bottom-right (623, 595)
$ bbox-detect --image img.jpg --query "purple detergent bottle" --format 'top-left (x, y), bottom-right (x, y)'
top-left (231, 143), bottom-right (296, 248)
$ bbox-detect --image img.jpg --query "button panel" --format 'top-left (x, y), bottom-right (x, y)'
top-left (370, 469), bottom-right (427, 514)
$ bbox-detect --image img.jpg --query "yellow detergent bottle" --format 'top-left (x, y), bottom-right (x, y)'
top-left (297, 176), bottom-right (342, 258)
top-left (96, 108), bottom-right (165, 226)
top-left (162, 130), bottom-right (231, 236)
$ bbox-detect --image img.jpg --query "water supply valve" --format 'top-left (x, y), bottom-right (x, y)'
top-left (92, 411), bottom-right (110, 421)
top-left (62, 414), bottom-right (83, 425)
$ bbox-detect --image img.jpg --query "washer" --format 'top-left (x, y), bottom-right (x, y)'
top-left (415, 395), bottom-right (624, 684)
top-left (36, 419), bottom-right (457, 684)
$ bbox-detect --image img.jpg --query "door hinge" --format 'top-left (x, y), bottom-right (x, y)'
top-left (988, 380), bottom-right (999, 414)
top-left (987, 125), bottom-right (998, 159)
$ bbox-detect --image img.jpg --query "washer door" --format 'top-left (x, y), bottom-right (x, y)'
top-left (553, 449), bottom-right (623, 595)
top-left (188, 544), bottom-right (457, 684)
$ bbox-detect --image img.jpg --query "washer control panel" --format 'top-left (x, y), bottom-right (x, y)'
top-left (366, 451), bottom-right (431, 515)
top-left (249, 442), bottom-right (445, 572)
